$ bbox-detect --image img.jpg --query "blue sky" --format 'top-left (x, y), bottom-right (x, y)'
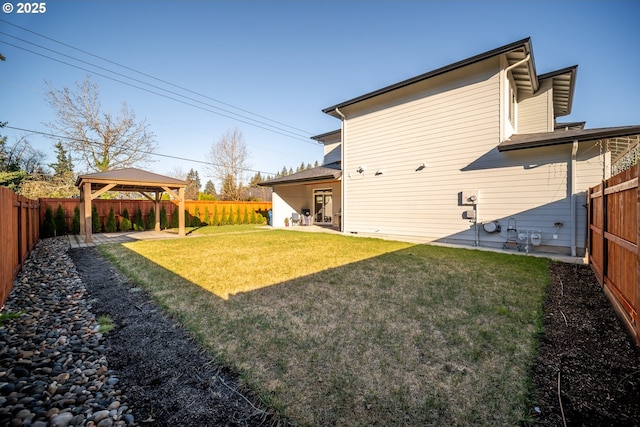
top-left (1, 0), bottom-right (638, 189)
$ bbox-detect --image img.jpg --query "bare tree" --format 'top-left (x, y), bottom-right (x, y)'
top-left (46, 77), bottom-right (157, 172)
top-left (206, 128), bottom-right (248, 201)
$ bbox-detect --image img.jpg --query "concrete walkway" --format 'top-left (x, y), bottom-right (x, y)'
top-left (67, 226), bottom-right (587, 264)
top-left (67, 230), bottom-right (187, 249)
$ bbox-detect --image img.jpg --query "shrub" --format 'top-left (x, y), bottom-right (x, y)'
top-left (235, 206), bottom-right (242, 225)
top-left (148, 207), bottom-right (156, 230)
top-left (41, 206), bottom-right (56, 238)
top-left (250, 209), bottom-right (257, 224)
top-left (122, 208), bottom-right (130, 221)
top-left (243, 208), bottom-right (249, 225)
top-left (119, 217), bottom-right (131, 232)
top-left (91, 205), bottom-right (101, 233)
top-left (134, 208), bottom-right (145, 231)
top-left (105, 208), bottom-right (117, 232)
top-left (72, 206), bottom-right (80, 234)
top-left (160, 205), bottom-right (168, 230)
top-left (193, 207), bottom-right (201, 227)
top-left (54, 204), bottom-right (66, 235)
top-left (184, 209), bottom-right (192, 228)
top-left (171, 207), bottom-right (179, 228)
top-left (212, 205), bottom-right (220, 226)
top-left (203, 207), bottom-right (210, 226)
top-left (220, 207), bottom-right (228, 225)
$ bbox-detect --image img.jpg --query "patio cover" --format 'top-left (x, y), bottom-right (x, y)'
top-left (258, 162), bottom-right (342, 186)
top-left (75, 168), bottom-right (188, 243)
top-left (498, 125), bottom-right (640, 164)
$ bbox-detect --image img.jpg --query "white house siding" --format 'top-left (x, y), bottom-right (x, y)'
top-left (518, 80), bottom-right (553, 133)
top-left (340, 58), bottom-right (596, 255)
top-left (342, 58), bottom-right (502, 242)
top-left (323, 140), bottom-right (341, 165)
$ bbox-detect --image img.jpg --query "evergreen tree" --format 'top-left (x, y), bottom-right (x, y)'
top-left (54, 204), bottom-right (66, 235)
top-left (72, 206), bottom-right (80, 234)
top-left (243, 207), bottom-right (249, 224)
top-left (235, 206), bottom-right (242, 224)
top-left (220, 207), bottom-right (228, 225)
top-left (160, 205), bottom-right (168, 230)
top-left (91, 205), bottom-right (101, 233)
top-left (105, 207), bottom-right (117, 232)
top-left (193, 206), bottom-right (201, 227)
top-left (184, 209), bottom-right (192, 227)
top-left (148, 206), bottom-right (156, 230)
top-left (203, 180), bottom-right (217, 197)
top-left (203, 207), bottom-right (210, 225)
top-left (212, 205), bottom-right (220, 226)
top-left (120, 208), bottom-right (131, 230)
top-left (185, 168), bottom-right (201, 200)
top-left (49, 142), bottom-right (74, 176)
top-left (41, 206), bottom-right (56, 238)
top-left (134, 208), bottom-right (145, 231)
top-left (171, 206), bottom-right (179, 228)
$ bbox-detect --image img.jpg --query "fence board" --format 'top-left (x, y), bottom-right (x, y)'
top-left (588, 164), bottom-right (639, 345)
top-left (39, 198), bottom-right (272, 232)
top-left (0, 187), bottom-right (39, 307)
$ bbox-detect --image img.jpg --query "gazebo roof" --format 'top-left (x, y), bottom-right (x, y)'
top-left (75, 167), bottom-right (187, 193)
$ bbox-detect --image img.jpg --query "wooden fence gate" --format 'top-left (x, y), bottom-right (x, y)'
top-left (588, 163), bottom-right (639, 344)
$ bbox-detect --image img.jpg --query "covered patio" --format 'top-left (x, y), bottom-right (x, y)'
top-left (75, 168), bottom-right (188, 244)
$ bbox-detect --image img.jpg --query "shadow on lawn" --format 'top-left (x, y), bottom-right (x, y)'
top-left (102, 241), bottom-right (549, 426)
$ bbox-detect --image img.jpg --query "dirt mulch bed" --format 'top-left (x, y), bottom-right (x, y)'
top-left (69, 247), bottom-right (281, 427)
top-left (531, 262), bottom-right (640, 426)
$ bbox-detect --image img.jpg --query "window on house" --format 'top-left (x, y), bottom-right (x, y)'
top-left (509, 80), bottom-right (516, 127)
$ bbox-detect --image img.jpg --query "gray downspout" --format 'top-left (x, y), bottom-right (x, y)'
top-left (335, 107), bottom-right (346, 232)
top-left (570, 140), bottom-right (578, 257)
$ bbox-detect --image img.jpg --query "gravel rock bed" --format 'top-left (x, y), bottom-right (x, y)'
top-left (0, 238), bottom-right (133, 427)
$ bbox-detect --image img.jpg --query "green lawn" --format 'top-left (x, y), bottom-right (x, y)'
top-left (100, 226), bottom-right (549, 426)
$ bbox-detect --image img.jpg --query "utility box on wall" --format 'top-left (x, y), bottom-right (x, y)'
top-left (460, 190), bottom-right (479, 205)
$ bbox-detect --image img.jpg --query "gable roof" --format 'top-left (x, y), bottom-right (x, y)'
top-left (323, 38), bottom-right (537, 117)
top-left (75, 167), bottom-right (187, 193)
top-left (322, 37), bottom-right (576, 119)
top-left (498, 125), bottom-right (640, 162)
top-left (258, 162), bottom-right (342, 186)
top-left (539, 65), bottom-right (578, 116)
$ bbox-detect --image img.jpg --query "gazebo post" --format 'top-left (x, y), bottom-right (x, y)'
top-left (178, 187), bottom-right (185, 237)
top-left (82, 182), bottom-right (93, 243)
top-left (154, 193), bottom-right (161, 232)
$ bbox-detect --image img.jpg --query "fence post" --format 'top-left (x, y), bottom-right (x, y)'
top-left (602, 179), bottom-right (608, 288)
top-left (636, 167), bottom-right (640, 345)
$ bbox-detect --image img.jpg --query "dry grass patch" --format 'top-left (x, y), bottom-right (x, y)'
top-left (100, 229), bottom-right (549, 426)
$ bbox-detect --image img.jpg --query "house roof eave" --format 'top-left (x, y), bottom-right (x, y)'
top-left (498, 126), bottom-right (640, 162)
top-left (323, 37), bottom-right (534, 117)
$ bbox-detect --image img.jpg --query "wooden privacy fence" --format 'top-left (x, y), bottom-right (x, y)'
top-left (0, 187), bottom-right (39, 308)
top-left (588, 163), bottom-right (639, 344)
top-left (39, 198), bottom-right (272, 232)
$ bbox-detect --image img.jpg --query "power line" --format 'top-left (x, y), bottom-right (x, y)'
top-left (3, 125), bottom-right (278, 176)
top-left (0, 38), bottom-right (317, 145)
top-left (1, 18), bottom-right (313, 136)
top-left (0, 19), bottom-right (320, 146)
top-left (0, 31), bottom-right (312, 141)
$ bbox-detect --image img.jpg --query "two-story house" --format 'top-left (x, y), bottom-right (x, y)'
top-left (260, 37), bottom-right (640, 256)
